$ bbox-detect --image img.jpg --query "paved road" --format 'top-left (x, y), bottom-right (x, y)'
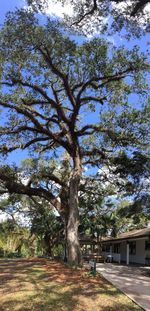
top-left (96, 263), bottom-right (150, 311)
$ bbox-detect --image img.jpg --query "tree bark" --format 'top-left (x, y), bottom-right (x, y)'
top-left (67, 156), bottom-right (82, 266)
top-left (44, 234), bottom-right (52, 257)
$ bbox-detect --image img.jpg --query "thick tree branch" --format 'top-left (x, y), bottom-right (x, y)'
top-left (81, 148), bottom-right (106, 158)
top-left (76, 66), bottom-right (137, 100)
top-left (38, 46), bottom-right (77, 109)
top-left (0, 99), bottom-right (50, 136)
top-left (27, 172), bottom-right (67, 188)
top-left (80, 96), bottom-right (106, 105)
top-left (0, 100), bottom-right (72, 153)
top-left (77, 124), bottom-right (109, 136)
top-left (130, 0), bottom-right (150, 16)
top-left (23, 137), bottom-right (50, 149)
top-left (0, 170), bottom-right (62, 212)
top-left (51, 84), bottom-right (70, 133)
top-left (0, 145), bottom-right (21, 154)
top-left (112, 0), bottom-right (150, 17)
top-left (1, 78), bottom-right (70, 125)
top-left (72, 0), bottom-right (98, 25)
top-left (0, 126), bottom-right (43, 135)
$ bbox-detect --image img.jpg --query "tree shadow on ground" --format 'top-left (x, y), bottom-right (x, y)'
top-left (0, 259), bottom-right (141, 311)
top-left (0, 288), bottom-right (141, 311)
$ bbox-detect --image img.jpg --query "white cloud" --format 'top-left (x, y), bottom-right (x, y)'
top-left (26, 0), bottom-right (74, 17)
top-left (44, 1), bottom-right (73, 17)
top-left (0, 212), bottom-right (8, 222)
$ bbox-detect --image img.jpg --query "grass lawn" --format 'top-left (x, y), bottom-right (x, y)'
top-left (0, 258), bottom-right (142, 311)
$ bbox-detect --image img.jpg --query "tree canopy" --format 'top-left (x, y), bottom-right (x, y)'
top-left (26, 0), bottom-right (150, 35)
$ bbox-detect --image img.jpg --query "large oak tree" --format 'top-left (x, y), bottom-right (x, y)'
top-left (0, 9), bottom-right (149, 265)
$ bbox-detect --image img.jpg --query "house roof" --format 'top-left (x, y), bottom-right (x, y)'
top-left (79, 235), bottom-right (98, 244)
top-left (101, 227), bottom-right (150, 243)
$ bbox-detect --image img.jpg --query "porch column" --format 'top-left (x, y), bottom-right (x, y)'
top-left (98, 243), bottom-right (101, 255)
top-left (110, 244), bottom-right (112, 255)
top-left (85, 244), bottom-right (87, 254)
top-left (93, 244), bottom-right (95, 252)
top-left (126, 242), bottom-right (129, 265)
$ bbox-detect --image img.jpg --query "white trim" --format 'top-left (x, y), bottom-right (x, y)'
top-left (126, 243), bottom-right (129, 265)
top-left (126, 236), bottom-right (148, 242)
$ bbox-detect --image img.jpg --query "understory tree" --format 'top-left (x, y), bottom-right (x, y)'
top-left (79, 173), bottom-right (150, 240)
top-left (0, 9), bottom-right (149, 265)
top-left (0, 193), bottom-right (64, 257)
top-left (29, 199), bottom-right (63, 257)
top-left (0, 219), bottom-right (32, 257)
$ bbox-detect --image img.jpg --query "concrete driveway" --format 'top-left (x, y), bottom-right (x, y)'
top-left (96, 263), bottom-right (150, 311)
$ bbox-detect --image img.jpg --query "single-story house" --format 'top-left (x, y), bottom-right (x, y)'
top-left (101, 227), bottom-right (150, 265)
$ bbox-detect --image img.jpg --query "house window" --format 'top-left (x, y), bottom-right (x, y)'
top-left (129, 241), bottom-right (136, 255)
top-left (145, 240), bottom-right (150, 250)
top-left (102, 244), bottom-right (110, 252)
top-left (106, 244), bottom-right (110, 252)
top-left (102, 245), bottom-right (105, 252)
top-left (113, 243), bottom-right (120, 254)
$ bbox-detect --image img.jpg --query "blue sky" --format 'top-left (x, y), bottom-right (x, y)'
top-left (0, 0), bottom-right (25, 165)
top-left (0, 0), bottom-right (24, 24)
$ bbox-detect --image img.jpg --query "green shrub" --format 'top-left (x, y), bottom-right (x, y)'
top-left (52, 244), bottom-right (64, 259)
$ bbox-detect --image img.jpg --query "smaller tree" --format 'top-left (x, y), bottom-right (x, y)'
top-left (0, 219), bottom-right (30, 257)
top-left (30, 200), bottom-right (63, 257)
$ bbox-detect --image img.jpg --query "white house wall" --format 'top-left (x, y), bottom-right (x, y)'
top-left (120, 241), bottom-right (126, 262)
top-left (119, 238), bottom-right (150, 264)
top-left (102, 237), bottom-right (150, 265)
top-left (129, 238), bottom-right (148, 265)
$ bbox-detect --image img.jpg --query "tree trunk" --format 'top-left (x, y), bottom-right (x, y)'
top-left (67, 165), bottom-right (81, 266)
top-left (44, 234), bottom-right (52, 257)
top-left (59, 187), bottom-right (69, 262)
